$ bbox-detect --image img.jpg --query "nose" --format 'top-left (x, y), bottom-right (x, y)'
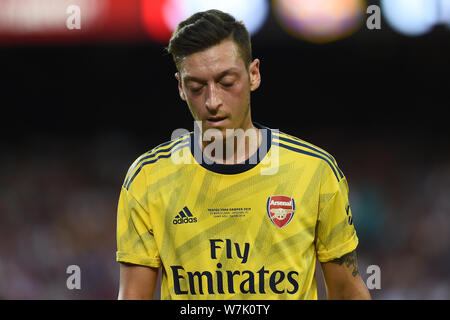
top-left (205, 83), bottom-right (221, 113)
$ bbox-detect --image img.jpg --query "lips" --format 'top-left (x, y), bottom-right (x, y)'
top-left (207, 116), bottom-right (226, 123)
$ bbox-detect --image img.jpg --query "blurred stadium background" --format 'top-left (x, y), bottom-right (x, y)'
top-left (0, 0), bottom-right (449, 299)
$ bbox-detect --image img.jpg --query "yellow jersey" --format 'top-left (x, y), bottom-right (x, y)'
top-left (116, 123), bottom-right (358, 299)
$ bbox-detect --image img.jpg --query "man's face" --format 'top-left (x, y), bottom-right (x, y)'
top-left (176, 39), bottom-right (261, 135)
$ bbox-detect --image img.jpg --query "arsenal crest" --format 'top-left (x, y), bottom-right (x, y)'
top-left (266, 195), bottom-right (296, 228)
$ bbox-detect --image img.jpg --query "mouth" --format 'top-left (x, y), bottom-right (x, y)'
top-left (206, 116), bottom-right (227, 125)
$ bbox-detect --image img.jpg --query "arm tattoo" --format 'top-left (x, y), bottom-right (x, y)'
top-left (330, 250), bottom-right (359, 277)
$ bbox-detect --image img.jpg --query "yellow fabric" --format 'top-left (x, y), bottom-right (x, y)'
top-left (116, 128), bottom-right (358, 299)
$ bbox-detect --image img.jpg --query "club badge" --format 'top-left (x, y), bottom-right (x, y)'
top-left (266, 195), bottom-right (296, 228)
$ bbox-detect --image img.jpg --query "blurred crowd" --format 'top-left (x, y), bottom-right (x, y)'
top-left (0, 131), bottom-right (140, 299)
top-left (338, 133), bottom-right (450, 299)
top-left (0, 130), bottom-right (448, 299)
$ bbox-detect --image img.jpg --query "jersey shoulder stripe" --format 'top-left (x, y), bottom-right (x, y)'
top-left (275, 132), bottom-right (342, 172)
top-left (274, 131), bottom-right (344, 178)
top-left (123, 135), bottom-right (187, 187)
top-left (272, 132), bottom-right (343, 182)
top-left (124, 134), bottom-right (190, 190)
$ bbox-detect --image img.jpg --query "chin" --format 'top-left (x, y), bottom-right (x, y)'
top-left (200, 121), bottom-right (232, 141)
top-left (203, 119), bottom-right (230, 131)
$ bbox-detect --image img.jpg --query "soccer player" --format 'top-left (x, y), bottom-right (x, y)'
top-left (116, 9), bottom-right (371, 300)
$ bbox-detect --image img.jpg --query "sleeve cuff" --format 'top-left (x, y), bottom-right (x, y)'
top-left (116, 251), bottom-right (162, 268)
top-left (316, 233), bottom-right (359, 263)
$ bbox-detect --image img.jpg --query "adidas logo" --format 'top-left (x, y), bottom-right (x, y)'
top-left (173, 206), bottom-right (197, 225)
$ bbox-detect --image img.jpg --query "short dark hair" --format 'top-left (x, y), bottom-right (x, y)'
top-left (167, 9), bottom-right (252, 70)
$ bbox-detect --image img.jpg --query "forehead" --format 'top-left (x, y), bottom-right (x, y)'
top-left (179, 39), bottom-right (246, 79)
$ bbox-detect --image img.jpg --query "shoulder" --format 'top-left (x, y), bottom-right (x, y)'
top-left (123, 133), bottom-right (191, 190)
top-left (271, 129), bottom-right (344, 182)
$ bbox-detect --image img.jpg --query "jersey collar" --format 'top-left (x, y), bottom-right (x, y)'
top-left (189, 122), bottom-right (272, 175)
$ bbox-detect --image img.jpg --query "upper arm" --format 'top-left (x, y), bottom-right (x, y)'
top-left (118, 262), bottom-right (159, 300)
top-left (315, 164), bottom-right (358, 262)
top-left (116, 184), bottom-right (161, 271)
top-left (320, 250), bottom-right (371, 300)
top-left (117, 167), bottom-right (162, 299)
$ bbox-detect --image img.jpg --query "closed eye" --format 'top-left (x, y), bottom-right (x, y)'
top-left (220, 82), bottom-right (234, 88)
top-left (190, 86), bottom-right (204, 93)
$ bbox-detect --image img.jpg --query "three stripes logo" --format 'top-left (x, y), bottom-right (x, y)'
top-left (173, 206), bottom-right (197, 225)
top-left (346, 204), bottom-right (353, 225)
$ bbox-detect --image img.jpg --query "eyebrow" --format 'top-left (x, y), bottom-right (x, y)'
top-left (183, 67), bottom-right (240, 84)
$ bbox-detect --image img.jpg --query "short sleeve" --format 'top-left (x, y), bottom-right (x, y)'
top-left (116, 183), bottom-right (161, 268)
top-left (315, 163), bottom-right (358, 262)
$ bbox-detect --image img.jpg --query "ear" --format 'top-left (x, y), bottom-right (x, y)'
top-left (248, 59), bottom-right (261, 92)
top-left (175, 72), bottom-right (187, 101)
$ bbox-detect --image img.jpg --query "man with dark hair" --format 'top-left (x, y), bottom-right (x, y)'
top-left (168, 9), bottom-right (252, 69)
top-left (117, 9), bottom-right (371, 300)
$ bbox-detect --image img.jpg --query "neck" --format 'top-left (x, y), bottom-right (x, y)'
top-left (199, 120), bottom-right (262, 165)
